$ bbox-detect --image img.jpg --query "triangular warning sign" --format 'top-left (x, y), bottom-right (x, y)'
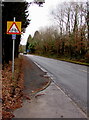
top-left (7, 22), bottom-right (21, 34)
top-left (9, 24), bottom-right (19, 33)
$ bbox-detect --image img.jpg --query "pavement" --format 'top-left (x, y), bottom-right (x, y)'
top-left (13, 56), bottom-right (87, 118)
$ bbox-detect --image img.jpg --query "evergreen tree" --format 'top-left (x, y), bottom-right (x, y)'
top-left (2, 2), bottom-right (30, 63)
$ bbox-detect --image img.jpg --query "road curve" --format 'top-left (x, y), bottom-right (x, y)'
top-left (26, 54), bottom-right (88, 113)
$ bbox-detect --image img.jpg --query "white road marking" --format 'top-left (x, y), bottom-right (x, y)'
top-left (79, 69), bottom-right (89, 73)
top-left (34, 62), bottom-right (47, 73)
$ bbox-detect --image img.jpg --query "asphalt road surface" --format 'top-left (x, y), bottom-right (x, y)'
top-left (26, 54), bottom-right (88, 113)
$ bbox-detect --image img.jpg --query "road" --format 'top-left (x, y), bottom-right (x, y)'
top-left (26, 54), bottom-right (88, 113)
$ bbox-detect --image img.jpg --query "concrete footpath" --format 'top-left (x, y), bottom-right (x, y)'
top-left (13, 56), bottom-right (87, 118)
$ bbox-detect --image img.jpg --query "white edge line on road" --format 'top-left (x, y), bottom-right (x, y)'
top-left (34, 62), bottom-right (47, 73)
top-left (53, 83), bottom-right (87, 118)
top-left (34, 61), bottom-right (54, 80)
top-left (33, 61), bottom-right (87, 118)
top-left (79, 69), bottom-right (89, 73)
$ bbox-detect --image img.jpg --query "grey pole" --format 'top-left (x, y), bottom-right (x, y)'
top-left (87, 1), bottom-right (89, 41)
top-left (12, 17), bottom-right (16, 75)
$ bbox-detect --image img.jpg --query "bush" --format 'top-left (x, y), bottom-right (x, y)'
top-left (85, 53), bottom-right (89, 63)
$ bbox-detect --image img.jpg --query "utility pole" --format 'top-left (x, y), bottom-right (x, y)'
top-left (87, 1), bottom-right (89, 41)
top-left (0, 1), bottom-right (2, 65)
top-left (87, 2), bottom-right (89, 119)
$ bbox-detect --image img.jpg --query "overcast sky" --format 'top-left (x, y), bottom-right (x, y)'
top-left (20, 0), bottom-right (87, 45)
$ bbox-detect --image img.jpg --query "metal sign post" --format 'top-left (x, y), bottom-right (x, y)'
top-left (12, 17), bottom-right (16, 77)
top-left (7, 18), bottom-right (21, 79)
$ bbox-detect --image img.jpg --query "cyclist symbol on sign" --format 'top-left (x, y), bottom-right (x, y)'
top-left (11, 28), bottom-right (18, 33)
top-left (9, 24), bottom-right (19, 33)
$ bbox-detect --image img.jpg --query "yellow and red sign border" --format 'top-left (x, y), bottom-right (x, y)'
top-left (7, 21), bottom-right (22, 35)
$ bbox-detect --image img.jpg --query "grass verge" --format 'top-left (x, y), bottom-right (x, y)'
top-left (32, 53), bottom-right (89, 66)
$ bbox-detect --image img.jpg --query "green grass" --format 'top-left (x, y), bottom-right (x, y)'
top-left (56, 58), bottom-right (89, 66)
top-left (31, 53), bottom-right (89, 66)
